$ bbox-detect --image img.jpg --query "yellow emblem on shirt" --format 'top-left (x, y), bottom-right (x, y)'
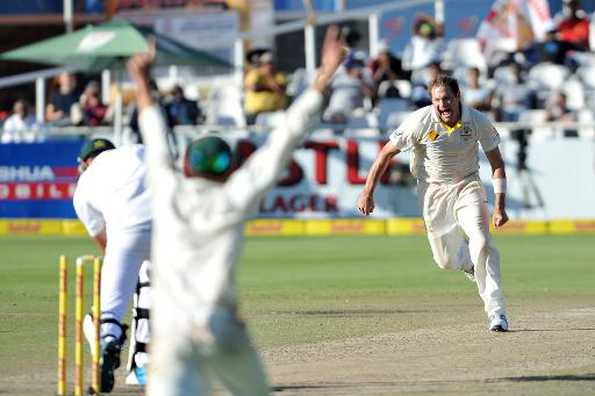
top-left (427, 130), bottom-right (439, 141)
top-left (441, 120), bottom-right (463, 135)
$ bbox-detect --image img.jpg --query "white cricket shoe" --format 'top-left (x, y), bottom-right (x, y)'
top-left (125, 366), bottom-right (147, 386)
top-left (488, 314), bottom-right (509, 332)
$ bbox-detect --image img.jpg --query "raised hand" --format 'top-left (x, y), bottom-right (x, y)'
top-left (127, 38), bottom-right (156, 110)
top-left (313, 25), bottom-right (347, 92)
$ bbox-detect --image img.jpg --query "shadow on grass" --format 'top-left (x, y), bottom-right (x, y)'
top-left (272, 376), bottom-right (595, 393)
top-left (274, 309), bottom-right (431, 317)
top-left (272, 384), bottom-right (345, 391)
top-left (272, 382), bottom-right (401, 392)
top-left (491, 374), bottom-right (595, 383)
top-left (509, 328), bottom-right (595, 333)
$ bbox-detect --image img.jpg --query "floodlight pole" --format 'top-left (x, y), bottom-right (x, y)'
top-left (63, 0), bottom-right (73, 33)
top-left (305, 24), bottom-right (316, 80)
top-left (114, 89), bottom-right (123, 145)
top-left (435, 0), bottom-right (445, 24)
top-left (368, 13), bottom-right (380, 57)
top-left (335, 0), bottom-right (346, 12)
top-left (35, 78), bottom-right (45, 124)
top-left (233, 37), bottom-right (244, 90)
top-left (304, 0), bottom-right (317, 81)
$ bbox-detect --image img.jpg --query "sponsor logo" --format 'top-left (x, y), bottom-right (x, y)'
top-left (77, 31), bottom-right (116, 53)
top-left (0, 183), bottom-right (76, 200)
top-left (0, 166), bottom-right (77, 182)
top-left (330, 221), bottom-right (365, 233)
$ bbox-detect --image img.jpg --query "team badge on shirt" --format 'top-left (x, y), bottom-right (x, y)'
top-left (427, 130), bottom-right (439, 142)
top-left (460, 123), bottom-right (473, 141)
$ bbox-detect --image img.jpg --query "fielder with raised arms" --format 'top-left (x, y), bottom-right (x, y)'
top-left (128, 26), bottom-right (346, 395)
top-left (357, 74), bottom-right (510, 332)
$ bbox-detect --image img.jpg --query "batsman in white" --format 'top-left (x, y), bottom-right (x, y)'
top-left (73, 139), bottom-right (152, 391)
top-left (357, 74), bottom-right (510, 332)
top-left (126, 26), bottom-right (346, 395)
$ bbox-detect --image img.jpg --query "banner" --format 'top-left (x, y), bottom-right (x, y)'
top-left (1, 133), bottom-right (593, 221)
top-left (273, 138), bottom-right (415, 217)
top-left (274, 0), bottom-right (335, 12)
top-left (232, 135), bottom-right (419, 218)
top-left (110, 0), bottom-right (228, 12)
top-left (0, 141), bottom-right (82, 219)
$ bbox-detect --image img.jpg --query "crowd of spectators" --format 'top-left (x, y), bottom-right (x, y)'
top-left (0, 70), bottom-right (206, 143)
top-left (238, 0), bottom-right (595, 135)
top-left (2, 0), bottom-right (595, 143)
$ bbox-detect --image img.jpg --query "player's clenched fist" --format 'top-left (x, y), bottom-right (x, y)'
top-left (492, 208), bottom-right (509, 229)
top-left (357, 192), bottom-right (375, 216)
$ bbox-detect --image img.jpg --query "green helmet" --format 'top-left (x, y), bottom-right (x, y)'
top-left (78, 138), bottom-right (115, 162)
top-left (183, 136), bottom-right (232, 177)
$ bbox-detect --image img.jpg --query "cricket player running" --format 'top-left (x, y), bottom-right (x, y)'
top-left (127, 26), bottom-right (346, 395)
top-left (357, 75), bottom-right (510, 332)
top-left (74, 139), bottom-right (152, 391)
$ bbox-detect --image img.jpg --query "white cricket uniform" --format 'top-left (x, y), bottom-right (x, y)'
top-left (73, 144), bottom-right (152, 339)
top-left (140, 89), bottom-right (323, 396)
top-left (389, 104), bottom-right (507, 318)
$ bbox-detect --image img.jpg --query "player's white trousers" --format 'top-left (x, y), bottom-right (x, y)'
top-left (418, 176), bottom-right (507, 317)
top-left (148, 299), bottom-right (270, 396)
top-left (101, 229), bottom-right (151, 338)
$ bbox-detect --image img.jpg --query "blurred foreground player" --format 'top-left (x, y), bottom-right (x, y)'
top-left (128, 26), bottom-right (346, 395)
top-left (74, 139), bottom-right (152, 391)
top-left (357, 75), bottom-right (510, 332)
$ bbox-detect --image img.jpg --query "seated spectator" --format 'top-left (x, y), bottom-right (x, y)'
top-left (402, 15), bottom-right (445, 73)
top-left (410, 62), bottom-right (442, 109)
top-left (545, 91), bottom-right (578, 136)
top-left (324, 57), bottom-right (375, 123)
top-left (493, 63), bottom-right (535, 122)
top-left (545, 91), bottom-right (576, 122)
top-left (2, 99), bottom-right (38, 143)
top-left (46, 72), bottom-right (79, 125)
top-left (553, 0), bottom-right (590, 51)
top-left (79, 81), bottom-right (107, 126)
top-left (369, 40), bottom-right (408, 98)
top-left (462, 67), bottom-right (493, 113)
top-left (165, 85), bottom-right (202, 125)
top-left (538, 29), bottom-right (574, 65)
top-left (244, 51), bottom-right (288, 125)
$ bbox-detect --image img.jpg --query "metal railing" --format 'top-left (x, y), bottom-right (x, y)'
top-left (2, 120), bottom-right (593, 146)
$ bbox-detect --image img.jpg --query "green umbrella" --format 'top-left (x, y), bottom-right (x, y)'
top-left (0, 19), bottom-right (231, 73)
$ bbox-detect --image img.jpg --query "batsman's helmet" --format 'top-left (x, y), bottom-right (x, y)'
top-left (78, 138), bottom-right (115, 162)
top-left (183, 136), bottom-right (232, 178)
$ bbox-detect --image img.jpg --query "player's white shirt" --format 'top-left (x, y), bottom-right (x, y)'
top-left (73, 145), bottom-right (152, 237)
top-left (139, 90), bottom-right (323, 329)
top-left (389, 104), bottom-right (500, 184)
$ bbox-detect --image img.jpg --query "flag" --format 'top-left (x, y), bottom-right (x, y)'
top-left (477, 0), bottom-right (551, 55)
top-left (523, 0), bottom-right (552, 40)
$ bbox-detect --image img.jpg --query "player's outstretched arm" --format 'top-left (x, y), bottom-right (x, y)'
top-left (127, 40), bottom-right (156, 112)
top-left (486, 148), bottom-right (509, 229)
top-left (357, 141), bottom-right (400, 216)
top-left (312, 25), bottom-right (347, 93)
top-left (127, 42), bottom-right (177, 177)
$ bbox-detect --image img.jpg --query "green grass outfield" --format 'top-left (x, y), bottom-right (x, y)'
top-left (0, 235), bottom-right (594, 395)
